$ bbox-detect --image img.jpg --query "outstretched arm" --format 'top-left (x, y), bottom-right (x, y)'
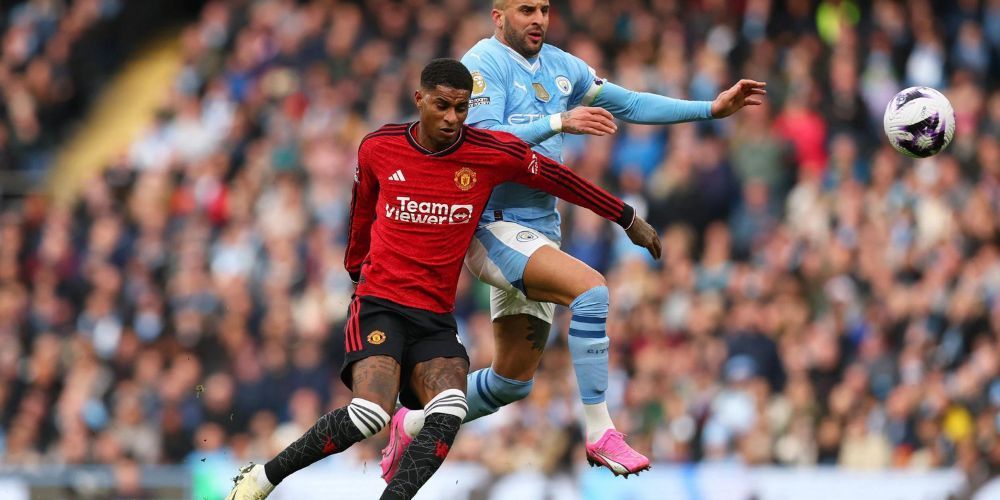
top-left (590, 79), bottom-right (767, 124)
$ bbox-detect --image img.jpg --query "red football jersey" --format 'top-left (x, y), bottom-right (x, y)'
top-left (345, 122), bottom-right (634, 313)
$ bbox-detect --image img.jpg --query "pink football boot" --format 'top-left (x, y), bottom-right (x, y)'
top-left (585, 429), bottom-right (651, 477)
top-left (380, 407), bottom-right (414, 482)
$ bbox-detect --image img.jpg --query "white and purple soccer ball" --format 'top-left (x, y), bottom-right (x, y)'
top-left (883, 86), bottom-right (956, 158)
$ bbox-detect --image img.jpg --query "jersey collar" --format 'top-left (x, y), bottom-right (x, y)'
top-left (491, 36), bottom-right (541, 74)
top-left (405, 122), bottom-right (465, 157)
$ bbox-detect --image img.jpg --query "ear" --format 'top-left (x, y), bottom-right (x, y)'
top-left (491, 8), bottom-right (503, 30)
top-left (414, 89), bottom-right (423, 108)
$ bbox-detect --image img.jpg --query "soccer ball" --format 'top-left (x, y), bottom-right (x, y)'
top-left (883, 86), bottom-right (955, 158)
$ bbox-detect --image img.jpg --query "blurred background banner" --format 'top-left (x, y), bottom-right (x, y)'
top-left (0, 462), bottom-right (974, 499)
top-left (268, 463), bottom-right (970, 500)
top-left (1, 0), bottom-right (999, 499)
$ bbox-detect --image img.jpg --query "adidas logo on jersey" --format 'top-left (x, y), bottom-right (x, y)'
top-left (389, 170), bottom-right (406, 182)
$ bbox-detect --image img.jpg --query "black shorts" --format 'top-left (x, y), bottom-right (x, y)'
top-left (340, 295), bottom-right (469, 409)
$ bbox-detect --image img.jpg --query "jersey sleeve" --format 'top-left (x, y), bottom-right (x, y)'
top-left (566, 52), bottom-right (606, 107)
top-left (344, 141), bottom-right (380, 283)
top-left (591, 82), bottom-right (713, 124)
top-left (504, 145), bottom-right (635, 228)
top-left (461, 50), bottom-right (507, 128)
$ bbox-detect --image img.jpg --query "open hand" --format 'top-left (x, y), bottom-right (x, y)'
top-left (711, 79), bottom-right (767, 118)
top-left (561, 106), bottom-right (618, 136)
top-left (625, 215), bottom-right (661, 259)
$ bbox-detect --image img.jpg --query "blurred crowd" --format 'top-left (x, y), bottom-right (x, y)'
top-left (2, 0), bottom-right (1000, 496)
top-left (0, 0), bottom-right (124, 174)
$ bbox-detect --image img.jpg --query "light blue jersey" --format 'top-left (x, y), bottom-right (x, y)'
top-left (462, 36), bottom-right (714, 242)
top-left (462, 37), bottom-right (603, 242)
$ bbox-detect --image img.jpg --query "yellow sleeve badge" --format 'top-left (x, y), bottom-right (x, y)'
top-left (471, 71), bottom-right (487, 96)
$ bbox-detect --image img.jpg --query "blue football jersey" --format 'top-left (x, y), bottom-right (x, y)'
top-left (461, 37), bottom-right (604, 243)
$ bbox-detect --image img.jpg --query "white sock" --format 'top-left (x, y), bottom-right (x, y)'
top-left (403, 409), bottom-right (426, 438)
top-left (254, 464), bottom-right (274, 490)
top-left (347, 398), bottom-right (390, 438)
top-left (583, 402), bottom-right (616, 443)
top-left (424, 389), bottom-right (468, 420)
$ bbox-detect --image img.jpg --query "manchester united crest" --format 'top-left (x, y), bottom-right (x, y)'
top-left (367, 330), bottom-right (386, 345)
top-left (454, 167), bottom-right (477, 191)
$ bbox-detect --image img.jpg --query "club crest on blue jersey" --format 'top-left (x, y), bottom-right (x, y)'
top-left (555, 76), bottom-right (572, 95)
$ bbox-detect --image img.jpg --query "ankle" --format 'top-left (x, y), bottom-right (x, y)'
top-left (582, 401), bottom-right (616, 444)
top-left (403, 409), bottom-right (425, 438)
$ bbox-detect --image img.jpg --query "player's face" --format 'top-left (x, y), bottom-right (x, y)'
top-left (496, 0), bottom-right (549, 57)
top-left (415, 85), bottom-right (471, 148)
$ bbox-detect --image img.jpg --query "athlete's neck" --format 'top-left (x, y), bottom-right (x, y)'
top-left (413, 123), bottom-right (459, 153)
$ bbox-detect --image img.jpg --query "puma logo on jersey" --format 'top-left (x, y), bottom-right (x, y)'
top-left (388, 170), bottom-right (406, 181)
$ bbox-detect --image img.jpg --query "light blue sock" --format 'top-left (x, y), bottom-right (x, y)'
top-left (568, 286), bottom-right (610, 405)
top-left (464, 367), bottom-right (533, 422)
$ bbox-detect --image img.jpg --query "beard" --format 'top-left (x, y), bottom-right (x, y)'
top-left (504, 22), bottom-right (543, 57)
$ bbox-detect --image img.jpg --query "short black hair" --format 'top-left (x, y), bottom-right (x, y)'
top-left (420, 58), bottom-right (473, 92)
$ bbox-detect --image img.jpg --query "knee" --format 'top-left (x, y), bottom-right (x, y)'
top-left (582, 271), bottom-right (607, 291)
top-left (569, 284), bottom-right (609, 314)
top-left (354, 393), bottom-right (397, 417)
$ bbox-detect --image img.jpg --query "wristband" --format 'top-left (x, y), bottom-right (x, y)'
top-left (549, 113), bottom-right (563, 132)
top-left (618, 204), bottom-right (636, 229)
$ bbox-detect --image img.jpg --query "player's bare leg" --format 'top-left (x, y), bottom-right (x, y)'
top-left (228, 356), bottom-right (398, 499)
top-left (381, 357), bottom-right (469, 498)
top-left (492, 313), bottom-right (550, 378)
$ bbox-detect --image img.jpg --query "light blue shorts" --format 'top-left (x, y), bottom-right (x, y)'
top-left (464, 221), bottom-right (558, 322)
